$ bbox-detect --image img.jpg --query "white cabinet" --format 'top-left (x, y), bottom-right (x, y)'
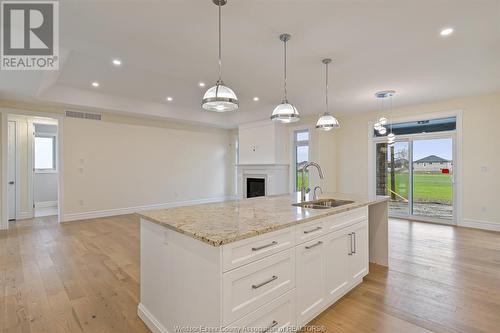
top-left (296, 238), bottom-right (326, 327)
top-left (139, 207), bottom-right (372, 333)
top-left (348, 221), bottom-right (369, 282)
top-left (223, 249), bottom-right (295, 326)
top-left (227, 290), bottom-right (296, 333)
top-left (324, 229), bottom-right (350, 303)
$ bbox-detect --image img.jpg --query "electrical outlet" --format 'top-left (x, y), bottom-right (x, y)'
top-left (481, 206), bottom-right (487, 213)
top-left (79, 200), bottom-right (84, 206)
top-left (481, 166), bottom-right (488, 173)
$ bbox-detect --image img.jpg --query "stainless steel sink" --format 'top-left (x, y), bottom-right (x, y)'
top-left (293, 199), bottom-right (354, 209)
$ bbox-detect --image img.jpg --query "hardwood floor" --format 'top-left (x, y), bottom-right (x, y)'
top-left (1, 216), bottom-right (499, 332)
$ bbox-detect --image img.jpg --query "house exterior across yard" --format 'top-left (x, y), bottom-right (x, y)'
top-left (413, 155), bottom-right (452, 172)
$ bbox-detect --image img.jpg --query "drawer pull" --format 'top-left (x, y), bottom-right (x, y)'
top-left (348, 233), bottom-right (353, 255)
top-left (303, 226), bottom-right (322, 234)
top-left (353, 232), bottom-right (357, 254)
top-left (252, 241), bottom-right (277, 251)
top-left (305, 241), bottom-right (323, 250)
top-left (252, 275), bottom-right (278, 289)
top-left (263, 320), bottom-right (278, 333)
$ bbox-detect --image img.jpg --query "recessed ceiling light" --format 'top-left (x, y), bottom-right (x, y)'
top-left (112, 59), bottom-right (122, 66)
top-left (253, 97), bottom-right (259, 101)
top-left (198, 82), bottom-right (205, 87)
top-left (91, 81), bottom-right (99, 87)
top-left (166, 97), bottom-right (173, 102)
top-left (440, 28), bottom-right (454, 37)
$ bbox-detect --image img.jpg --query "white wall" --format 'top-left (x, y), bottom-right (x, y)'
top-left (61, 116), bottom-right (233, 220)
top-left (1, 102), bottom-right (235, 224)
top-left (334, 92), bottom-right (500, 228)
top-left (34, 173), bottom-right (58, 203)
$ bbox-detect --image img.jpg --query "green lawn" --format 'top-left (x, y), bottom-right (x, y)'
top-left (296, 171), bottom-right (309, 190)
top-left (387, 172), bottom-right (452, 204)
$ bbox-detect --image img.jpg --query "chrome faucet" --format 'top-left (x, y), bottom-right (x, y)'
top-left (300, 162), bottom-right (324, 202)
top-left (313, 186), bottom-right (323, 200)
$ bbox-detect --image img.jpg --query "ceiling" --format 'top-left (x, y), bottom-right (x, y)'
top-left (1, 0), bottom-right (499, 128)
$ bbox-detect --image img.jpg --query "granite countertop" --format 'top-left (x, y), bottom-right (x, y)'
top-left (138, 192), bottom-right (388, 247)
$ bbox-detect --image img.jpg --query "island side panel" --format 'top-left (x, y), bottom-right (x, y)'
top-left (139, 218), bottom-right (222, 332)
top-left (368, 201), bottom-right (389, 267)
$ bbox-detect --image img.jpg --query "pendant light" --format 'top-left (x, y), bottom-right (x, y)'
top-left (202, 0), bottom-right (238, 112)
top-left (271, 33), bottom-right (300, 123)
top-left (373, 90), bottom-right (395, 135)
top-left (316, 58), bottom-right (340, 131)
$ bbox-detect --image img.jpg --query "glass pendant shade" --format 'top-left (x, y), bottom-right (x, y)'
top-left (316, 113), bottom-right (340, 131)
top-left (378, 117), bottom-right (388, 125)
top-left (271, 102), bottom-right (300, 123)
top-left (378, 127), bottom-right (387, 135)
top-left (202, 82), bottom-right (238, 112)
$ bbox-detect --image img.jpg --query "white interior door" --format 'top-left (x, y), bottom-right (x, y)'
top-left (7, 121), bottom-right (16, 220)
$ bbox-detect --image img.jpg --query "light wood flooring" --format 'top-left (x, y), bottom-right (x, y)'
top-left (1, 215), bottom-right (500, 333)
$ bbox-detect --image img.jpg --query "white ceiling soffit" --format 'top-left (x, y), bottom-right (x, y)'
top-left (0, 0), bottom-right (499, 128)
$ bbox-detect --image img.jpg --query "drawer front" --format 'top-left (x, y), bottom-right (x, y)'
top-left (323, 207), bottom-right (368, 233)
top-left (295, 219), bottom-right (325, 244)
top-left (223, 249), bottom-right (295, 326)
top-left (226, 289), bottom-right (295, 332)
top-left (223, 227), bottom-right (295, 272)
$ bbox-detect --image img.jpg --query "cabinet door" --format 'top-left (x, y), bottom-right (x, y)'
top-left (349, 221), bottom-right (369, 282)
top-left (296, 237), bottom-right (326, 327)
top-left (324, 229), bottom-right (350, 303)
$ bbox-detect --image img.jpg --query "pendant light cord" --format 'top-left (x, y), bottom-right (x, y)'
top-left (218, 0), bottom-right (222, 83)
top-left (325, 61), bottom-right (329, 114)
top-left (283, 38), bottom-right (287, 102)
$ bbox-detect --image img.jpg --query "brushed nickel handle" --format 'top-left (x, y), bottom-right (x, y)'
top-left (353, 232), bottom-right (357, 254)
top-left (305, 241), bottom-right (323, 250)
top-left (348, 233), bottom-right (353, 255)
top-left (252, 241), bottom-right (277, 251)
top-left (252, 275), bottom-right (278, 289)
top-left (304, 226), bottom-right (322, 234)
top-left (263, 320), bottom-right (278, 333)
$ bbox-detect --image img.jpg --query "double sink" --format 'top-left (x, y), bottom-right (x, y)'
top-left (292, 198), bottom-right (354, 210)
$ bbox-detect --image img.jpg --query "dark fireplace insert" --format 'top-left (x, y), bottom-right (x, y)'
top-left (246, 178), bottom-right (265, 198)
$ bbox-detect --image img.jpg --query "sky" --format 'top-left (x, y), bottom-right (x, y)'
top-left (413, 138), bottom-right (453, 161)
top-left (392, 138), bottom-right (453, 161)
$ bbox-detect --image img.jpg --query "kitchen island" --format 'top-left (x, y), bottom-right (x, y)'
top-left (137, 193), bottom-right (388, 333)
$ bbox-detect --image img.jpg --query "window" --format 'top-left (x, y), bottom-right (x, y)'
top-left (294, 129), bottom-right (309, 191)
top-left (35, 135), bottom-right (56, 171)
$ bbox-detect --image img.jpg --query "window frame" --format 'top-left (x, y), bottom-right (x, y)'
top-left (34, 132), bottom-right (57, 173)
top-left (293, 129), bottom-right (310, 192)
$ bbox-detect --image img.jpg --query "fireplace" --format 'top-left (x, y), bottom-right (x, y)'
top-left (246, 178), bottom-right (265, 198)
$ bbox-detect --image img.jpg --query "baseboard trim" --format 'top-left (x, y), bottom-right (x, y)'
top-left (459, 218), bottom-right (500, 232)
top-left (35, 200), bottom-right (58, 208)
top-left (137, 303), bottom-right (169, 333)
top-left (61, 196), bottom-right (233, 222)
top-left (17, 211), bottom-right (33, 220)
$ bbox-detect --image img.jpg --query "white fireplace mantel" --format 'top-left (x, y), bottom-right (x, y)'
top-left (236, 164), bottom-right (289, 199)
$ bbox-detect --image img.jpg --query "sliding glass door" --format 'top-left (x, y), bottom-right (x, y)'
top-left (376, 141), bottom-right (410, 216)
top-left (376, 135), bottom-right (455, 222)
top-left (411, 138), bottom-right (453, 219)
